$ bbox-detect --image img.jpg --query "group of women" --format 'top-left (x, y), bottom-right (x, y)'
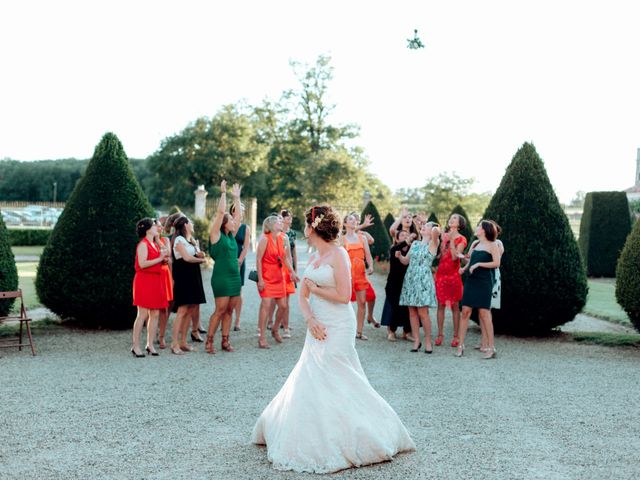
top-left (380, 207), bottom-right (503, 359)
top-left (131, 186), bottom-right (502, 360)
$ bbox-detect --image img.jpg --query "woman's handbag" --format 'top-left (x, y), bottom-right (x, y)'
top-left (248, 269), bottom-right (258, 282)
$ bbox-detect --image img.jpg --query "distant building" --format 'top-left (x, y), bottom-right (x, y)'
top-left (625, 148), bottom-right (640, 201)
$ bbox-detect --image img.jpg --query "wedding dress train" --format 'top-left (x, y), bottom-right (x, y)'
top-left (252, 263), bottom-right (415, 473)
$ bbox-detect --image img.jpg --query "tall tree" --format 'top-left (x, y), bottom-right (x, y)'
top-left (0, 211), bottom-right (18, 316)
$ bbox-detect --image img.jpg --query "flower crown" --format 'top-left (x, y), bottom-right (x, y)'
top-left (311, 214), bottom-right (324, 230)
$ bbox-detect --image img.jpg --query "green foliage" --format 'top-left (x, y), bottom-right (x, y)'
top-left (361, 201), bottom-right (391, 261)
top-left (168, 205), bottom-right (182, 215)
top-left (191, 217), bottom-right (211, 254)
top-left (383, 213), bottom-right (395, 235)
top-left (483, 142), bottom-right (588, 334)
top-left (0, 158), bottom-right (150, 203)
top-left (418, 172), bottom-right (492, 223)
top-left (7, 228), bottom-right (51, 246)
top-left (427, 212), bottom-right (440, 225)
top-left (578, 192), bottom-right (631, 277)
top-left (616, 218), bottom-right (640, 332)
top-left (0, 212), bottom-right (19, 315)
top-left (36, 133), bottom-right (154, 328)
top-left (448, 204), bottom-right (473, 247)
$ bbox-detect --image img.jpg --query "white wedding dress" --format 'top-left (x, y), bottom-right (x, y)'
top-left (252, 262), bottom-right (416, 473)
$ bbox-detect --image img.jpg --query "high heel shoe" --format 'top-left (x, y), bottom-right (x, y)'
top-left (454, 345), bottom-right (465, 357)
top-left (367, 318), bottom-right (380, 328)
top-left (356, 332), bottom-right (369, 341)
top-left (145, 346), bottom-right (159, 356)
top-left (191, 332), bottom-right (203, 342)
top-left (482, 348), bottom-right (497, 359)
top-left (130, 348), bottom-right (145, 358)
top-left (410, 343), bottom-right (422, 352)
top-left (198, 327), bottom-right (207, 334)
top-left (171, 346), bottom-right (185, 355)
top-left (205, 335), bottom-right (216, 354)
top-left (434, 334), bottom-right (444, 346)
top-left (451, 336), bottom-right (460, 348)
top-left (258, 339), bottom-right (270, 349)
top-left (221, 335), bottom-right (234, 352)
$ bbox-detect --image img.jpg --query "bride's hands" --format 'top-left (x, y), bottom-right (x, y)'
top-left (303, 278), bottom-right (319, 294)
top-left (306, 316), bottom-right (327, 341)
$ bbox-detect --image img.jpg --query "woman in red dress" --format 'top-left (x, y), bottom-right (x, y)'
top-left (131, 218), bottom-right (170, 357)
top-left (434, 214), bottom-right (468, 347)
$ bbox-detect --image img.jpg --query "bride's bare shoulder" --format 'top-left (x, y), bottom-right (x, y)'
top-left (330, 246), bottom-right (350, 266)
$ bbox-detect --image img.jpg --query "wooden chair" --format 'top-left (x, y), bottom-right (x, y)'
top-left (0, 290), bottom-right (36, 356)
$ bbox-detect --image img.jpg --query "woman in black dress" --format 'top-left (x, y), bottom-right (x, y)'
top-left (456, 220), bottom-right (502, 359)
top-left (381, 230), bottom-right (415, 341)
top-left (170, 215), bottom-right (207, 355)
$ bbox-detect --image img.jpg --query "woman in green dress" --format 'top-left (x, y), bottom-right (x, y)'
top-left (205, 180), bottom-right (242, 354)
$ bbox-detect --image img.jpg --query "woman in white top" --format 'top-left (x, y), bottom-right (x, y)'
top-left (169, 215), bottom-right (207, 355)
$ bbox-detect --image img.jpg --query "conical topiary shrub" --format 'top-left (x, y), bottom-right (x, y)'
top-left (0, 211), bottom-right (19, 316)
top-left (36, 133), bottom-right (154, 328)
top-left (383, 213), bottom-right (395, 236)
top-left (448, 204), bottom-right (473, 248)
top-left (579, 191), bottom-right (631, 277)
top-left (361, 201), bottom-right (392, 261)
top-left (427, 212), bottom-right (440, 225)
top-left (616, 219), bottom-right (640, 332)
top-left (483, 142), bottom-right (587, 334)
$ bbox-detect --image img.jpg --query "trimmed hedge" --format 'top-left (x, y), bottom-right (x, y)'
top-left (8, 228), bottom-right (52, 246)
top-left (383, 213), bottom-right (395, 236)
top-left (192, 217), bottom-right (211, 254)
top-left (361, 201), bottom-right (391, 261)
top-left (0, 212), bottom-right (19, 316)
top-left (578, 191), bottom-right (631, 277)
top-left (483, 142), bottom-right (588, 335)
top-left (448, 204), bottom-right (473, 248)
top-left (36, 133), bottom-right (154, 328)
top-left (427, 212), bottom-right (440, 225)
top-left (616, 218), bottom-right (640, 332)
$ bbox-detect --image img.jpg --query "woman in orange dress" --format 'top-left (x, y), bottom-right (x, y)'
top-left (131, 217), bottom-right (170, 357)
top-left (256, 214), bottom-right (299, 349)
top-left (342, 213), bottom-right (374, 340)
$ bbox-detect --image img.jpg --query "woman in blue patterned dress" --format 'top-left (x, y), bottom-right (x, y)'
top-left (397, 222), bottom-right (440, 353)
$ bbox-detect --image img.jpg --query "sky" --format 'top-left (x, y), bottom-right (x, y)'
top-left (1, 0), bottom-right (639, 204)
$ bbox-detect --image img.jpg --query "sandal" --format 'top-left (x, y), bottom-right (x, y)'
top-left (171, 346), bottom-right (185, 355)
top-left (356, 332), bottom-right (369, 341)
top-left (451, 336), bottom-right (460, 348)
top-left (435, 334), bottom-right (444, 346)
top-left (258, 339), bottom-right (270, 349)
top-left (221, 335), bottom-right (234, 352)
top-left (271, 329), bottom-right (283, 344)
top-left (367, 318), bottom-right (380, 328)
top-left (205, 335), bottom-right (216, 354)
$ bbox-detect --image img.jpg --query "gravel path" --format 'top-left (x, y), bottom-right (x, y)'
top-left (2, 243), bottom-right (640, 479)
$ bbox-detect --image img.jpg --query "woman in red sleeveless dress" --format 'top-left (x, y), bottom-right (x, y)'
top-left (342, 214), bottom-right (374, 340)
top-left (256, 215), bottom-right (298, 349)
top-left (131, 218), bottom-right (170, 357)
top-left (434, 214), bottom-right (468, 347)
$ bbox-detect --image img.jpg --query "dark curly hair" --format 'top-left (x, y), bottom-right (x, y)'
top-left (136, 218), bottom-right (154, 238)
top-left (305, 205), bottom-right (342, 243)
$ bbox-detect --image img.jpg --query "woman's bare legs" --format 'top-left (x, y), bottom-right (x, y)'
top-left (355, 290), bottom-right (367, 337)
top-left (258, 298), bottom-right (275, 347)
top-left (417, 306), bottom-right (432, 351)
top-left (408, 307), bottom-right (421, 350)
top-left (158, 307), bottom-right (169, 349)
top-left (132, 307), bottom-right (149, 355)
top-left (145, 309), bottom-right (160, 354)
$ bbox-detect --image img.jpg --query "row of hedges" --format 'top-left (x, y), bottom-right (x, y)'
top-left (7, 228), bottom-right (52, 246)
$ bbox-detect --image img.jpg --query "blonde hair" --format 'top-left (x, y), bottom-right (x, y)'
top-left (262, 215), bottom-right (279, 234)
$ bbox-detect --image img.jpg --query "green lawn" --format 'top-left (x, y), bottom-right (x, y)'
top-left (16, 262), bottom-right (41, 309)
top-left (11, 245), bottom-right (44, 257)
top-left (584, 278), bottom-right (631, 326)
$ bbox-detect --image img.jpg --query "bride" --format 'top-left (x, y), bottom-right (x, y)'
top-left (252, 205), bottom-right (415, 473)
